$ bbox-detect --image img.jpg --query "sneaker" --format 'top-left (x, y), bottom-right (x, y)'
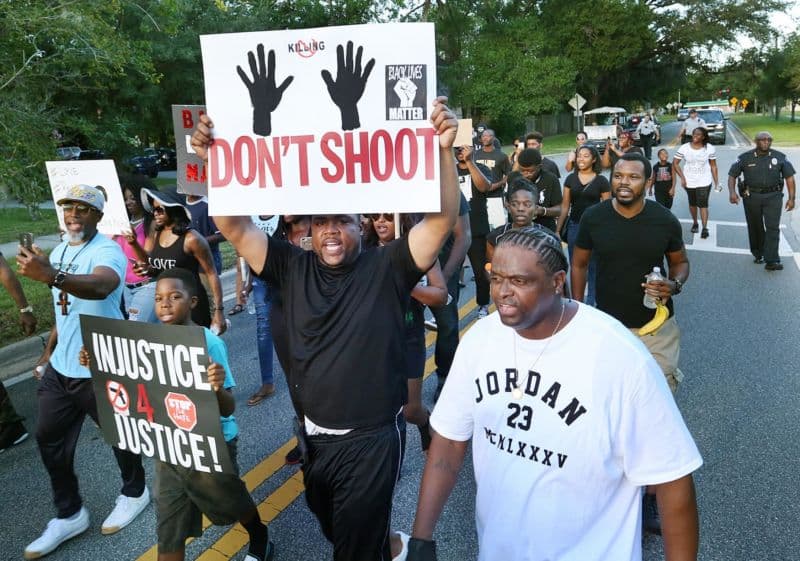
top-left (477, 305), bottom-right (489, 319)
top-left (700, 228), bottom-right (709, 239)
top-left (690, 223), bottom-right (699, 233)
top-left (753, 256), bottom-right (764, 264)
top-left (424, 318), bottom-right (438, 331)
top-left (101, 487), bottom-right (150, 535)
top-left (392, 531), bottom-right (410, 561)
top-left (24, 507), bottom-right (90, 559)
top-left (0, 421), bottom-right (28, 452)
top-left (765, 262), bottom-right (784, 271)
top-left (285, 446), bottom-right (303, 465)
top-left (642, 493), bottom-right (661, 535)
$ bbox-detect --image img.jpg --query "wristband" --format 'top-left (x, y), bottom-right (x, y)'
top-left (213, 305), bottom-right (225, 311)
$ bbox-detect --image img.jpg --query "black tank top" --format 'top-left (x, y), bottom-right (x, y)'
top-left (149, 229), bottom-right (210, 327)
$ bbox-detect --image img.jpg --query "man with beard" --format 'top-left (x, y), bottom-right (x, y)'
top-left (571, 153), bottom-right (690, 534)
top-left (406, 224), bottom-right (701, 561)
top-left (17, 185), bottom-right (149, 559)
top-left (192, 98), bottom-right (460, 561)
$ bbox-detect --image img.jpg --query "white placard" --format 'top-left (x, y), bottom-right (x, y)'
top-left (200, 22), bottom-right (439, 216)
top-left (45, 160), bottom-right (129, 236)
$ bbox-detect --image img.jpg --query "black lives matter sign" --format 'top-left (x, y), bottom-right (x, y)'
top-left (385, 64), bottom-right (427, 121)
top-left (80, 315), bottom-right (235, 474)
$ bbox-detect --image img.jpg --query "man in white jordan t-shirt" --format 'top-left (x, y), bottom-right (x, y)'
top-left (406, 226), bottom-right (702, 561)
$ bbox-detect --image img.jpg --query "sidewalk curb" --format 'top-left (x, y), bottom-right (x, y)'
top-left (0, 267), bottom-right (239, 385)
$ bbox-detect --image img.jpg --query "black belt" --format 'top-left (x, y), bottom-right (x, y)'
top-left (126, 280), bottom-right (150, 289)
top-left (748, 186), bottom-right (782, 194)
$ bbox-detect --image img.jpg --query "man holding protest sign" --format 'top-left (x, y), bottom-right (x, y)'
top-left (191, 94), bottom-right (459, 559)
top-left (16, 185), bottom-right (149, 559)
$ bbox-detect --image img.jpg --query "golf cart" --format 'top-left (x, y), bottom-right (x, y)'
top-left (583, 106), bottom-right (628, 153)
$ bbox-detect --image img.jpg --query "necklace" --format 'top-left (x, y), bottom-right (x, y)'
top-left (54, 232), bottom-right (98, 316)
top-left (511, 299), bottom-right (567, 400)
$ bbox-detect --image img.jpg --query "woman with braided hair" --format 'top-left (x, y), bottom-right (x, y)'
top-left (406, 224), bottom-right (702, 561)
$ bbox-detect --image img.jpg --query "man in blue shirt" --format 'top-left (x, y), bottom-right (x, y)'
top-left (17, 184), bottom-right (149, 559)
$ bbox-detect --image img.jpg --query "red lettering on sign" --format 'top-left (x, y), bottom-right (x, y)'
top-left (255, 137), bottom-right (282, 187)
top-left (290, 135), bottom-right (314, 186)
top-left (182, 109), bottom-right (194, 130)
top-left (320, 132), bottom-right (344, 183)
top-left (185, 163), bottom-right (207, 183)
top-left (165, 392), bottom-right (197, 432)
top-left (136, 384), bottom-right (154, 423)
top-left (210, 139), bottom-right (233, 187)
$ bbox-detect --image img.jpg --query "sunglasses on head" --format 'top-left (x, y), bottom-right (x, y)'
top-left (60, 202), bottom-right (94, 214)
top-left (366, 213), bottom-right (394, 222)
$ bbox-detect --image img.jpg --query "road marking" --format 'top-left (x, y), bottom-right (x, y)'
top-left (679, 219), bottom-right (794, 258)
top-left (135, 298), bottom-right (483, 560)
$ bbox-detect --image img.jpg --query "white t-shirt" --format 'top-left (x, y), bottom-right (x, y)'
top-left (674, 143), bottom-right (716, 188)
top-left (431, 305), bottom-right (702, 561)
top-left (680, 116), bottom-right (706, 136)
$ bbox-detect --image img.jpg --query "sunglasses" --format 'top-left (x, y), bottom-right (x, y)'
top-left (60, 202), bottom-right (94, 214)
top-left (366, 213), bottom-right (394, 222)
top-left (152, 206), bottom-right (166, 215)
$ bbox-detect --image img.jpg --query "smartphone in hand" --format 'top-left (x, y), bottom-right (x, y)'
top-left (19, 232), bottom-right (34, 252)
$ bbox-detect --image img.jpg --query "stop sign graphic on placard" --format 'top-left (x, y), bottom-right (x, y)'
top-left (165, 392), bottom-right (197, 431)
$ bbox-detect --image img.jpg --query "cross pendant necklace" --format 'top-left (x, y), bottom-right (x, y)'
top-left (58, 290), bottom-right (70, 316)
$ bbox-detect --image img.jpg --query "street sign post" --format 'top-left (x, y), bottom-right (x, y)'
top-left (569, 93), bottom-right (586, 131)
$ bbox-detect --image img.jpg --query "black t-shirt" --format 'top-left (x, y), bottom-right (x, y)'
top-left (486, 224), bottom-right (513, 248)
top-left (542, 157), bottom-right (561, 179)
top-left (563, 172), bottom-right (610, 224)
top-left (259, 236), bottom-right (423, 428)
top-left (460, 162), bottom-right (494, 237)
top-left (575, 200), bottom-right (684, 327)
top-left (608, 146), bottom-right (644, 177)
top-left (652, 162), bottom-right (673, 191)
top-left (531, 169), bottom-right (563, 233)
top-left (438, 193), bottom-right (470, 272)
top-left (474, 148), bottom-right (511, 199)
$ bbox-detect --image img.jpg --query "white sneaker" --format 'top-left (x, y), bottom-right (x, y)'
top-left (24, 507), bottom-right (89, 559)
top-left (477, 305), bottom-right (489, 319)
top-left (101, 487), bottom-right (150, 535)
top-left (392, 531), bottom-right (410, 561)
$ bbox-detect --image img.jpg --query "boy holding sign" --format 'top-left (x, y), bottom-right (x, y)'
top-left (82, 268), bottom-right (273, 561)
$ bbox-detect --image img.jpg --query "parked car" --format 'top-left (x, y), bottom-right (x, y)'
top-left (127, 155), bottom-right (159, 178)
top-left (696, 109), bottom-right (727, 144)
top-left (625, 114), bottom-right (661, 147)
top-left (56, 146), bottom-right (81, 160)
top-left (78, 149), bottom-right (107, 160)
top-left (676, 108), bottom-right (689, 121)
top-left (144, 147), bottom-right (177, 171)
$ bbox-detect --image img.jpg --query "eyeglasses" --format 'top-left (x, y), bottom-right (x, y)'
top-left (367, 213), bottom-right (394, 222)
top-left (60, 202), bottom-right (93, 214)
top-left (152, 206), bottom-right (166, 215)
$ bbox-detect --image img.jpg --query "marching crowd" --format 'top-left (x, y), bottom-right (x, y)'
top-left (0, 97), bottom-right (796, 561)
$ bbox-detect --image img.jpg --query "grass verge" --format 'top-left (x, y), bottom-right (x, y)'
top-left (0, 208), bottom-right (59, 245)
top-left (730, 113), bottom-right (800, 145)
top-left (0, 252), bottom-right (56, 346)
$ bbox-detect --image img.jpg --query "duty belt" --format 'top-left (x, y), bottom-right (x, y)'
top-left (748, 185), bottom-right (782, 194)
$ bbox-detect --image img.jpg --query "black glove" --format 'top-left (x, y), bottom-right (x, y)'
top-left (237, 44), bottom-right (294, 136)
top-left (406, 537), bottom-right (437, 561)
top-left (320, 41), bottom-right (375, 130)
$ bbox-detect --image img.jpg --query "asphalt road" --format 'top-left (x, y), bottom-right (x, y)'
top-left (2, 119), bottom-right (800, 560)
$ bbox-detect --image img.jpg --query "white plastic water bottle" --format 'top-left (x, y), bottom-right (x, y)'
top-left (246, 292), bottom-right (256, 315)
top-left (643, 267), bottom-right (663, 309)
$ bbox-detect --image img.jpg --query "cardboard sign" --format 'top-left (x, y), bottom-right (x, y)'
top-left (80, 315), bottom-right (235, 474)
top-left (200, 22), bottom-right (439, 215)
top-left (45, 160), bottom-right (130, 236)
top-left (455, 119), bottom-right (473, 148)
top-left (172, 104), bottom-right (208, 195)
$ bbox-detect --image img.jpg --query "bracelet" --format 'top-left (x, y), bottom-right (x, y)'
top-left (20, 305), bottom-right (33, 314)
top-left (213, 305), bottom-right (224, 311)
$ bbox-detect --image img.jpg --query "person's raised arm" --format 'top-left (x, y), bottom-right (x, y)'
top-left (0, 253), bottom-right (36, 335)
top-left (463, 146), bottom-right (492, 193)
top-left (190, 114), bottom-right (269, 275)
top-left (16, 246), bottom-right (120, 300)
top-left (407, 98), bottom-right (459, 272)
top-left (411, 260), bottom-right (448, 307)
top-left (655, 474), bottom-right (699, 561)
top-left (409, 432), bottom-right (469, 556)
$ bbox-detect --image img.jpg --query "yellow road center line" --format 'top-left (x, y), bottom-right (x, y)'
top-left (137, 298), bottom-right (485, 560)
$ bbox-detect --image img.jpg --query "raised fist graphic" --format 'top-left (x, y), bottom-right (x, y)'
top-left (393, 77), bottom-right (417, 108)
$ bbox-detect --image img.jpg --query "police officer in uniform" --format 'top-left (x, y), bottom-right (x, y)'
top-left (728, 131), bottom-right (796, 270)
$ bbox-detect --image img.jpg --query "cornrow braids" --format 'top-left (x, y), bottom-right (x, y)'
top-left (496, 225), bottom-right (568, 275)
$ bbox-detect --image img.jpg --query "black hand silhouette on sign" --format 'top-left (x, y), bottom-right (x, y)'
top-left (237, 44), bottom-right (294, 136)
top-left (321, 41), bottom-right (375, 131)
